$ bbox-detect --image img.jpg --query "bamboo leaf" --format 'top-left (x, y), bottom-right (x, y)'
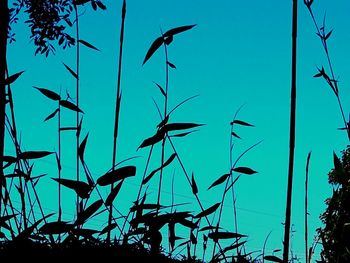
top-left (5, 71), bottom-right (24, 85)
top-left (232, 167), bottom-right (257, 175)
top-left (142, 36), bottom-right (164, 65)
top-left (96, 0), bottom-right (106, 10)
top-left (75, 0), bottom-right (90, 5)
top-left (153, 82), bottom-right (166, 97)
top-left (208, 231), bottom-right (247, 241)
top-left (79, 39), bottom-right (100, 51)
top-left (163, 25), bottom-right (196, 38)
top-left (163, 123), bottom-right (204, 133)
top-left (78, 133), bottom-right (89, 162)
top-left (52, 178), bottom-right (92, 199)
top-left (18, 151), bottom-right (53, 160)
top-left (208, 173), bottom-right (230, 190)
top-left (105, 181), bottom-right (123, 206)
top-left (44, 109), bottom-right (59, 122)
top-left (99, 223), bottom-right (118, 236)
top-left (231, 120), bottom-right (254, 127)
top-left (194, 203), bottom-right (220, 219)
top-left (76, 199), bottom-right (103, 225)
top-left (264, 255), bottom-right (283, 263)
top-left (191, 173), bottom-right (198, 195)
top-left (97, 166), bottom-right (136, 186)
top-left (60, 100), bottom-right (84, 113)
top-left (231, 132), bottom-right (241, 139)
top-left (167, 61), bottom-right (176, 69)
top-left (39, 221), bottom-right (73, 235)
top-left (34, 87), bottom-right (61, 101)
top-left (63, 62), bottom-right (78, 79)
top-left (325, 29), bottom-right (333, 40)
top-left (142, 153), bottom-right (177, 184)
top-left (138, 130), bottom-right (165, 149)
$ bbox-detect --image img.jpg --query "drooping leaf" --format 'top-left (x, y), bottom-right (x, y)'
top-left (231, 131), bottom-right (241, 139)
top-left (194, 203), bottom-right (220, 219)
top-left (5, 71), bottom-right (24, 85)
top-left (142, 36), bottom-right (164, 65)
top-left (105, 181), bottom-right (123, 206)
top-left (52, 178), bottom-right (92, 199)
top-left (60, 100), bottom-right (84, 113)
top-left (96, 1), bottom-right (106, 10)
top-left (76, 199), bottom-right (103, 225)
top-left (39, 221), bottom-right (73, 235)
top-left (171, 130), bottom-right (198, 138)
top-left (208, 231), bottom-right (247, 241)
top-left (167, 61), bottom-right (176, 69)
top-left (34, 87), bottom-right (61, 101)
top-left (18, 151), bottom-right (53, 160)
top-left (221, 241), bottom-right (247, 254)
top-left (79, 39), bottom-right (100, 51)
top-left (63, 62), bottom-right (78, 79)
top-left (264, 255), bottom-right (283, 263)
top-left (153, 82), bottom-right (166, 97)
top-left (97, 166), bottom-right (136, 186)
top-left (163, 25), bottom-right (196, 38)
top-left (44, 109), bottom-right (59, 122)
top-left (78, 133), bottom-right (89, 162)
top-left (142, 153), bottom-right (177, 184)
top-left (15, 213), bottom-right (54, 240)
top-left (231, 120), bottom-right (254, 127)
top-left (191, 173), bottom-right (198, 195)
top-left (232, 167), bottom-right (257, 175)
top-left (208, 173), bottom-right (230, 190)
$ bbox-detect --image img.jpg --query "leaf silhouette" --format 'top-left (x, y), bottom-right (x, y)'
top-left (232, 167), bottom-right (257, 175)
top-left (142, 36), bottom-right (164, 65)
top-left (34, 87), bottom-right (61, 101)
top-left (163, 123), bottom-right (203, 133)
top-left (167, 61), bottom-right (176, 69)
top-left (199, 226), bottom-right (222, 232)
top-left (5, 71), bottom-right (24, 85)
top-left (231, 131), bottom-right (241, 139)
top-left (191, 173), bottom-right (198, 195)
top-left (208, 231), bottom-right (246, 241)
top-left (0, 214), bottom-right (17, 230)
top-left (76, 199), bottom-right (103, 225)
top-left (44, 109), bottom-right (59, 122)
top-left (163, 25), bottom-right (196, 38)
top-left (15, 213), bottom-right (54, 240)
top-left (138, 130), bottom-right (165, 149)
top-left (63, 62), bottom-right (78, 79)
top-left (231, 120), bottom-right (254, 127)
top-left (142, 153), bottom-right (177, 184)
top-left (78, 133), bottom-right (89, 162)
top-left (208, 173), bottom-right (230, 190)
top-left (18, 151), bottom-right (53, 160)
top-left (264, 255), bottom-right (283, 263)
top-left (153, 82), bottom-right (166, 97)
top-left (52, 178), bottom-right (92, 199)
top-left (97, 166), bottom-right (136, 186)
top-left (79, 39), bottom-right (100, 51)
top-left (99, 223), bottom-right (118, 236)
top-left (105, 181), bottom-right (123, 206)
top-left (75, 0), bottom-right (90, 5)
top-left (39, 221), bottom-right (73, 235)
top-left (194, 203), bottom-right (220, 219)
top-left (60, 100), bottom-right (84, 113)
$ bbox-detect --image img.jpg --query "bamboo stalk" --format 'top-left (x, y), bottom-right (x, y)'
top-left (283, 0), bottom-right (298, 262)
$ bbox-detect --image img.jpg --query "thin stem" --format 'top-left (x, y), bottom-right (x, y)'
top-left (58, 103), bottom-right (62, 224)
top-left (74, 3), bottom-right (81, 216)
top-left (0, 0), bottom-right (9, 220)
top-left (108, 0), bottom-right (126, 242)
top-left (305, 152), bottom-right (311, 263)
top-left (157, 40), bottom-right (169, 213)
top-left (283, 0), bottom-right (298, 262)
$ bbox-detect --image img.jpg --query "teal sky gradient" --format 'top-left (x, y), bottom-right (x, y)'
top-left (6, 0), bottom-right (350, 261)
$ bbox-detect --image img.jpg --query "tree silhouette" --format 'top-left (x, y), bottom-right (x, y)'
top-left (318, 147), bottom-right (350, 262)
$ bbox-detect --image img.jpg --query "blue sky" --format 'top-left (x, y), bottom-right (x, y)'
top-left (6, 0), bottom-right (350, 261)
